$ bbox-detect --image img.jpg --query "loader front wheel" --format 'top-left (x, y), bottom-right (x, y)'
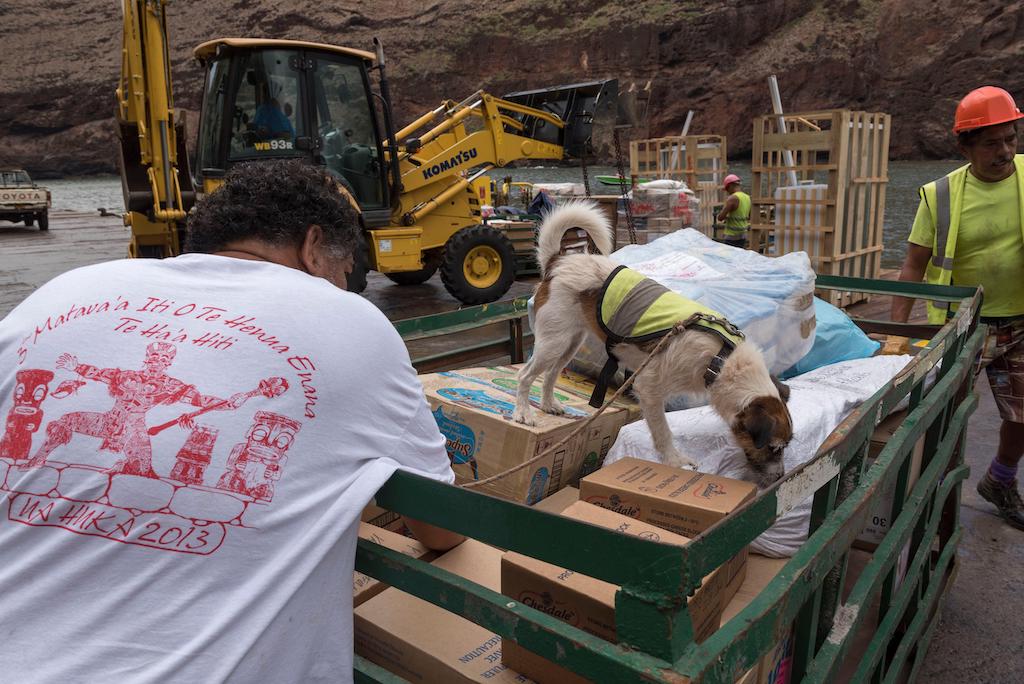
top-left (440, 225), bottom-right (516, 305)
top-left (385, 250), bottom-right (441, 286)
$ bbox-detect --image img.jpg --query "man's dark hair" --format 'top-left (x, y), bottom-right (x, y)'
top-left (185, 159), bottom-right (361, 256)
top-left (957, 122), bottom-right (1018, 147)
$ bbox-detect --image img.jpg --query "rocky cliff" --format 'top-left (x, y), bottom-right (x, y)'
top-left (1, 0), bottom-right (1021, 177)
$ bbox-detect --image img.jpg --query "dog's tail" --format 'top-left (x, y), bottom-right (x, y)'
top-left (535, 200), bottom-right (613, 277)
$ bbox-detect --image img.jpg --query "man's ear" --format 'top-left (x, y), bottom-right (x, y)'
top-left (771, 375), bottom-right (791, 403)
top-left (299, 224), bottom-right (326, 276)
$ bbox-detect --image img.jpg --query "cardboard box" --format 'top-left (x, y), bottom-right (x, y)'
top-left (590, 195), bottom-right (620, 234)
top-left (735, 668), bottom-right (759, 684)
top-left (719, 554), bottom-right (793, 684)
top-left (355, 539), bottom-right (535, 683)
top-left (360, 501), bottom-right (405, 533)
top-left (615, 226), bottom-right (658, 247)
top-left (718, 549), bottom-right (910, 684)
top-left (491, 219), bottom-right (537, 254)
top-left (420, 366), bottom-right (635, 504)
top-left (531, 485), bottom-right (579, 515)
top-left (580, 457), bottom-right (758, 538)
top-left (353, 523), bottom-right (434, 607)
top-left (624, 189), bottom-right (698, 225)
top-left (502, 501), bottom-right (747, 683)
top-left (647, 216), bottom-right (685, 231)
top-left (856, 409), bottom-right (925, 549)
top-left (546, 367), bottom-right (643, 424)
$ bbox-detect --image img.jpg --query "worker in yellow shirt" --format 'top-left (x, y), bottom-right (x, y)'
top-left (717, 174), bottom-right (750, 248)
top-left (887, 86), bottom-right (1024, 530)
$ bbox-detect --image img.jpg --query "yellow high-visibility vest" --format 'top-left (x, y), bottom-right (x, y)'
top-left (919, 154), bottom-right (1024, 323)
top-left (724, 191), bottom-right (751, 237)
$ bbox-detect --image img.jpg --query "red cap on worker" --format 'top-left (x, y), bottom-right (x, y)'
top-left (723, 174), bottom-right (741, 190)
top-left (953, 86), bottom-right (1024, 134)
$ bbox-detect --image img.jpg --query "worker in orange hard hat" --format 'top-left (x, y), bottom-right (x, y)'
top-left (716, 173), bottom-right (750, 248)
top-left (887, 85), bottom-right (1024, 530)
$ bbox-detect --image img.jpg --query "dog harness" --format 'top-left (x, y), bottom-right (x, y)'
top-left (589, 265), bottom-right (745, 408)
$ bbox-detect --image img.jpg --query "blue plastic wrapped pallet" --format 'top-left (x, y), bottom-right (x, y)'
top-left (531, 229), bottom-right (816, 398)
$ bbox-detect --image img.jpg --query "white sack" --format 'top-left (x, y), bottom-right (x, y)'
top-left (533, 182), bottom-right (586, 197)
top-left (637, 179), bottom-right (692, 191)
top-left (604, 355), bottom-right (914, 557)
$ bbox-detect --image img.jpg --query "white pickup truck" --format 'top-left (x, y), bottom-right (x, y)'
top-left (1, 169), bottom-right (51, 230)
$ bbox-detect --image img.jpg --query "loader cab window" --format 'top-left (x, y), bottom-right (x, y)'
top-left (311, 56), bottom-right (385, 208)
top-left (214, 50), bottom-right (305, 160)
top-left (197, 49), bottom-right (307, 177)
top-left (195, 46), bottom-right (388, 211)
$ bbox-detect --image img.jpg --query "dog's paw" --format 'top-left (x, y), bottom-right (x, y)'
top-left (540, 398), bottom-right (566, 416)
top-left (665, 452), bottom-right (699, 470)
top-left (511, 408), bottom-right (537, 426)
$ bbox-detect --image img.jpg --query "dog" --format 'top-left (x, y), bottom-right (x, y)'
top-left (512, 201), bottom-right (793, 487)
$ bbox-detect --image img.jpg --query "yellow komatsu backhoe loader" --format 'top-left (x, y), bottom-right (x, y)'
top-left (119, 1), bottom-right (619, 304)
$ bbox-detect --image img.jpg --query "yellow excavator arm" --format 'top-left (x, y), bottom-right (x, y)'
top-left (394, 91), bottom-right (567, 225)
top-left (117, 0), bottom-right (194, 258)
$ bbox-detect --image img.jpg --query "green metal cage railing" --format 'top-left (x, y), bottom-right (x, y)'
top-left (358, 275), bottom-right (983, 683)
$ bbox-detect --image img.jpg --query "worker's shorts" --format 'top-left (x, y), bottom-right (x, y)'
top-left (979, 316), bottom-right (1024, 423)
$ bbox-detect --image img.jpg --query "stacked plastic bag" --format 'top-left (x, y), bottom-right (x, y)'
top-left (616, 179), bottom-right (701, 244)
top-left (531, 182), bottom-right (587, 199)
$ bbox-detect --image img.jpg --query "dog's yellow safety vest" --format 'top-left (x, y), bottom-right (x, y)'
top-left (597, 266), bottom-right (743, 345)
top-left (588, 266), bottom-right (745, 407)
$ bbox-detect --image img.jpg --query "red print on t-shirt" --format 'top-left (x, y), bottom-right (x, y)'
top-left (0, 369), bottom-right (55, 460)
top-left (1, 341), bottom-right (303, 555)
top-left (27, 343), bottom-right (276, 478)
top-left (216, 411), bottom-right (302, 503)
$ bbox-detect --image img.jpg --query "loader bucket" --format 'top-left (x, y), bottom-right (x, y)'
top-left (503, 79), bottom-right (619, 158)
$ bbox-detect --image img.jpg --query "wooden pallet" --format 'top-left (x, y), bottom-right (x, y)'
top-left (750, 110), bottom-right (891, 308)
top-left (630, 134), bottom-right (728, 237)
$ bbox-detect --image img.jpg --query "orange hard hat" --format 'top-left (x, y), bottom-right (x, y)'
top-left (953, 86), bottom-right (1024, 134)
top-left (723, 173), bottom-right (741, 190)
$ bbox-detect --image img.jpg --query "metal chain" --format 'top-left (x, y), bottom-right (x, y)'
top-left (613, 129), bottom-right (638, 244)
top-left (579, 150), bottom-right (597, 252)
top-left (689, 312), bottom-right (746, 340)
top-left (580, 151), bottom-right (592, 198)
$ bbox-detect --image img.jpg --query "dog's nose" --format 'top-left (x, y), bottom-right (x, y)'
top-left (756, 463), bottom-right (785, 489)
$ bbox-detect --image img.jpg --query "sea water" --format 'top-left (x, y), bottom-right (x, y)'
top-left (46, 160), bottom-right (961, 269)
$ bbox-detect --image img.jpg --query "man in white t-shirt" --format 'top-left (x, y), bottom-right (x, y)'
top-left (0, 159), bottom-right (462, 682)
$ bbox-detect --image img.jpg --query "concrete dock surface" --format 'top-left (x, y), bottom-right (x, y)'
top-left (2, 212), bottom-right (1020, 682)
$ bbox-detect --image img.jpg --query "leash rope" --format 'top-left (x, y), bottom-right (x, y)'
top-left (460, 312), bottom-right (741, 491)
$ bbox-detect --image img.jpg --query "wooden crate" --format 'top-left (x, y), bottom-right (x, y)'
top-left (750, 110), bottom-right (891, 307)
top-left (489, 219), bottom-right (539, 276)
top-left (630, 135), bottom-right (728, 238)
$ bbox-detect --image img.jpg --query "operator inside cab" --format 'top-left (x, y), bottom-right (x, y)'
top-left (252, 98), bottom-right (294, 141)
top-left (252, 82), bottom-right (295, 141)
top-left (717, 173), bottom-right (751, 249)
